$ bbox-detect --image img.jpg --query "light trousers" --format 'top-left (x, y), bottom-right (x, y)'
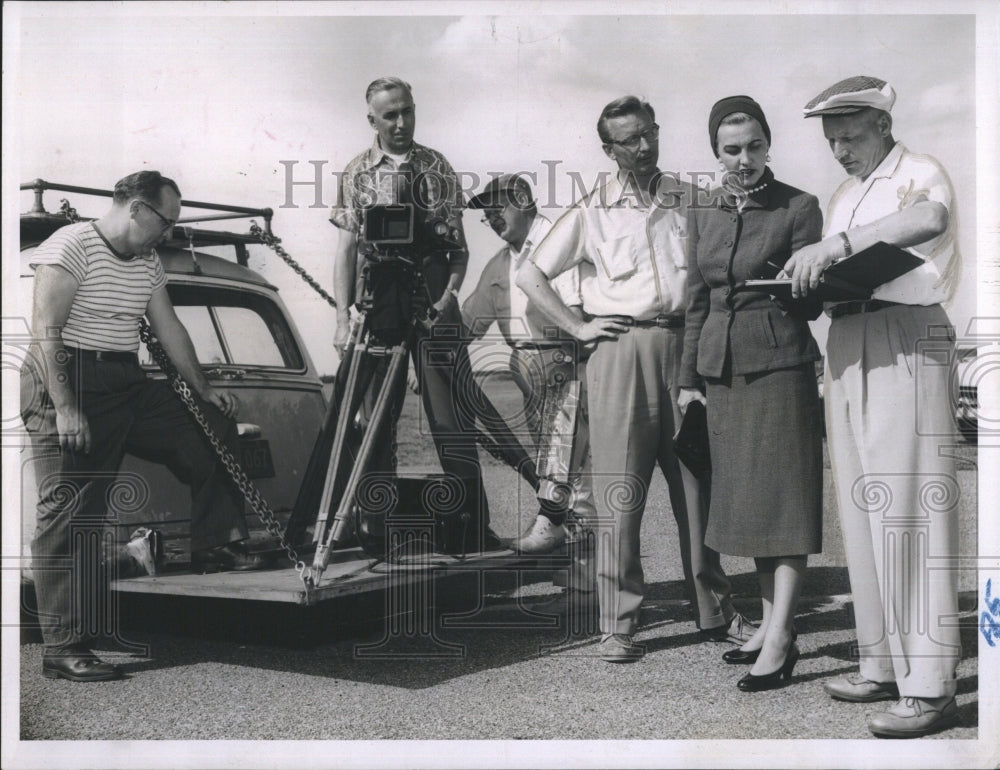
top-left (825, 304), bottom-right (961, 698)
top-left (586, 326), bottom-right (733, 635)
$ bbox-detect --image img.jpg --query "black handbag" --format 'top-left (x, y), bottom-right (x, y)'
top-left (673, 400), bottom-right (711, 478)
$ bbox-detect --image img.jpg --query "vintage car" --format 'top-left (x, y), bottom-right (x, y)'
top-left (16, 180), bottom-right (328, 571)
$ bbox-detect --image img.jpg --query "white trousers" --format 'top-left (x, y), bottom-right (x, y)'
top-left (825, 303), bottom-right (961, 698)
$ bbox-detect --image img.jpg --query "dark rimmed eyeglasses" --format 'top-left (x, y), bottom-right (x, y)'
top-left (136, 200), bottom-right (176, 231)
top-left (606, 123), bottom-right (660, 150)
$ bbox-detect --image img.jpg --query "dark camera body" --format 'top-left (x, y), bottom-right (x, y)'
top-left (357, 169), bottom-right (464, 342)
top-left (360, 166), bottom-right (462, 262)
top-left (362, 202), bottom-right (461, 261)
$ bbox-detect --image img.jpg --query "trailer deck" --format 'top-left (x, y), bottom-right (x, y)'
top-left (111, 545), bottom-right (579, 606)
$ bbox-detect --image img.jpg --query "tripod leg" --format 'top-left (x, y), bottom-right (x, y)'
top-left (313, 321), bottom-right (372, 545)
top-left (311, 329), bottom-right (413, 580)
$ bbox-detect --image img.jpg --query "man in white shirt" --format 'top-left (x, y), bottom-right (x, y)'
top-left (462, 174), bottom-right (596, 609)
top-left (518, 96), bottom-right (747, 662)
top-left (786, 75), bottom-right (962, 738)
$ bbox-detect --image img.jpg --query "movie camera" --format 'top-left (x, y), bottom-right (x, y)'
top-left (359, 165), bottom-right (462, 263)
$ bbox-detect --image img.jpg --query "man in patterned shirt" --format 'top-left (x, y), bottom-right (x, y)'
top-left (20, 170), bottom-right (263, 683)
top-left (330, 77), bottom-right (500, 551)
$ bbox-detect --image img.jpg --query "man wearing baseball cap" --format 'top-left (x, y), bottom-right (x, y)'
top-left (786, 75), bottom-right (962, 737)
top-left (462, 174), bottom-right (597, 613)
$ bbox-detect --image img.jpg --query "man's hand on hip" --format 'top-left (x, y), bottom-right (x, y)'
top-left (573, 316), bottom-right (630, 343)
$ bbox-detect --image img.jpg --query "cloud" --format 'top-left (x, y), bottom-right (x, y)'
top-left (917, 80), bottom-right (967, 122)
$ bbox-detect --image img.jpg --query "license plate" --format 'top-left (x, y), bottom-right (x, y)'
top-left (239, 438), bottom-right (275, 479)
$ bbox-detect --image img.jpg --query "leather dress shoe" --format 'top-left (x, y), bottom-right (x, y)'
top-left (868, 696), bottom-right (960, 738)
top-left (192, 542), bottom-right (268, 573)
top-left (823, 672), bottom-right (900, 703)
top-left (43, 648), bottom-right (122, 682)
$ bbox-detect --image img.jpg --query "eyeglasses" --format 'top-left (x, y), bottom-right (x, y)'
top-left (480, 209), bottom-right (506, 226)
top-left (606, 123), bottom-right (660, 150)
top-left (136, 200), bottom-right (176, 231)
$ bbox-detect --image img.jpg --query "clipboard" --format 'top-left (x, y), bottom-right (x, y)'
top-left (736, 241), bottom-right (924, 303)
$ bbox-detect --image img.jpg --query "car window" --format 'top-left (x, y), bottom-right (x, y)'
top-left (139, 285), bottom-right (304, 370)
top-left (214, 306), bottom-right (286, 367)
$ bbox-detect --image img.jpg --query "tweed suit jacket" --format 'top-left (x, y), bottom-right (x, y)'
top-left (679, 169), bottom-right (823, 387)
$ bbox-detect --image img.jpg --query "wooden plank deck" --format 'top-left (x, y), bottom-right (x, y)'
top-left (111, 546), bottom-right (577, 606)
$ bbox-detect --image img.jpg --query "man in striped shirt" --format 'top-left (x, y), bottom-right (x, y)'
top-left (20, 170), bottom-right (263, 683)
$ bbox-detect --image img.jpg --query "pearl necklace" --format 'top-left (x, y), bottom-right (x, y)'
top-left (742, 180), bottom-right (769, 195)
top-left (723, 179), bottom-right (769, 213)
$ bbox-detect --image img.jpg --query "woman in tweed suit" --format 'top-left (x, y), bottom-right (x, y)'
top-left (678, 96), bottom-right (824, 691)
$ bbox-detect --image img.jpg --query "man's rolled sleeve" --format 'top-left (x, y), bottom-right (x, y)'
top-left (530, 207), bottom-right (588, 280)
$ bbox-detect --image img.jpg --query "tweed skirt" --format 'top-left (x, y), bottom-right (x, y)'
top-left (704, 361), bottom-right (823, 557)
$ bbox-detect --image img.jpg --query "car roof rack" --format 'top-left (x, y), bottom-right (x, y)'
top-left (21, 179), bottom-right (274, 266)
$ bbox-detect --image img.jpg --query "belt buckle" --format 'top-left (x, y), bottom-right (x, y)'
top-left (655, 315), bottom-right (671, 328)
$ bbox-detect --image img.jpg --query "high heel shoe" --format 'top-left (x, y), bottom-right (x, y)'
top-left (723, 626), bottom-right (797, 665)
top-left (736, 643), bottom-right (799, 692)
top-left (722, 647), bottom-right (760, 664)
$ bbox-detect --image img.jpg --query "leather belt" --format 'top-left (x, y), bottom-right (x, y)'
top-left (511, 341), bottom-right (571, 351)
top-left (829, 300), bottom-right (902, 319)
top-left (64, 346), bottom-right (140, 363)
top-left (628, 314), bottom-right (685, 329)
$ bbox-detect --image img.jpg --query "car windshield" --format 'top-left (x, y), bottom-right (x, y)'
top-left (139, 285), bottom-right (304, 370)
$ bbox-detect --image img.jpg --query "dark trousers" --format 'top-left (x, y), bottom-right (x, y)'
top-left (20, 353), bottom-right (247, 650)
top-left (358, 309), bottom-right (491, 528)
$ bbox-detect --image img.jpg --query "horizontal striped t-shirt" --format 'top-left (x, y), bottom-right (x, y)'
top-left (29, 221), bottom-right (166, 352)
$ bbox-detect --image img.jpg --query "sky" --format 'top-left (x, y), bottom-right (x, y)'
top-left (2, 2), bottom-right (999, 768)
top-left (4, 2), bottom-right (995, 378)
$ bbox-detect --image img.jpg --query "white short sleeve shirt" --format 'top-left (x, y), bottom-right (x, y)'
top-left (824, 142), bottom-right (959, 305)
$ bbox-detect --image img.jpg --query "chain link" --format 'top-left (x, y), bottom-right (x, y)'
top-left (249, 222), bottom-right (338, 309)
top-left (138, 320), bottom-right (312, 591)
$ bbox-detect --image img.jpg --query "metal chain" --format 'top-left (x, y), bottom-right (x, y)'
top-left (138, 320), bottom-right (312, 590)
top-left (51, 201), bottom-right (316, 584)
top-left (249, 222), bottom-right (338, 309)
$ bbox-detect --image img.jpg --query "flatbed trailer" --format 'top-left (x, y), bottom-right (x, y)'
top-left (111, 546), bottom-right (580, 606)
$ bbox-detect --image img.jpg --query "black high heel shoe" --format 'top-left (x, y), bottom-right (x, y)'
top-left (722, 647), bottom-right (760, 664)
top-left (736, 643), bottom-right (800, 692)
top-left (723, 626), bottom-right (797, 665)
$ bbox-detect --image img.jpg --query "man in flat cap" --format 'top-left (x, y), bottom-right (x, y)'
top-left (786, 75), bottom-right (962, 737)
top-left (462, 174), bottom-right (596, 612)
top-left (518, 96), bottom-right (747, 662)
